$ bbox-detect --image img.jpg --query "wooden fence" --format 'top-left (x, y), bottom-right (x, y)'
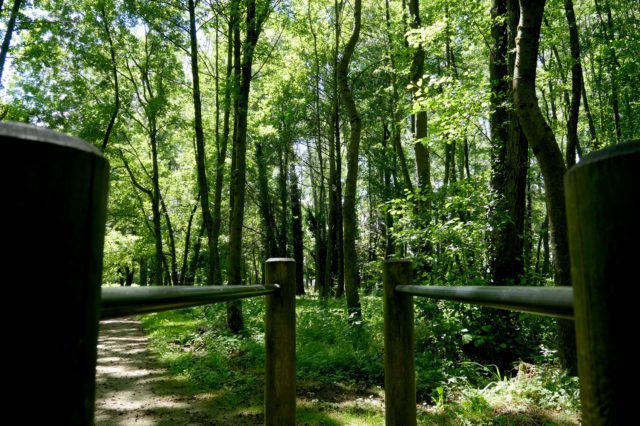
top-left (2, 121), bottom-right (637, 425)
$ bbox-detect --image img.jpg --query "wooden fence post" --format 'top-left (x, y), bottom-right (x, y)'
top-left (264, 258), bottom-right (296, 425)
top-left (1, 123), bottom-right (109, 423)
top-left (564, 141), bottom-right (640, 424)
top-left (383, 259), bottom-right (416, 426)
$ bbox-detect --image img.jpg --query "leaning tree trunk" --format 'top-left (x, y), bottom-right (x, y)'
top-left (513, 0), bottom-right (577, 373)
top-left (338, 0), bottom-right (362, 319)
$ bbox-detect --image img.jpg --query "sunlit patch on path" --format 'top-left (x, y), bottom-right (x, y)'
top-left (95, 318), bottom-right (198, 425)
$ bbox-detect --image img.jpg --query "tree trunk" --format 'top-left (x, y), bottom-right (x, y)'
top-left (338, 0), bottom-right (362, 318)
top-left (593, 0), bottom-right (621, 143)
top-left (290, 160), bottom-right (305, 295)
top-left (179, 198), bottom-right (199, 286)
top-left (489, 0), bottom-right (529, 288)
top-left (564, 0), bottom-right (582, 167)
top-left (160, 196), bottom-right (179, 286)
top-left (227, 0), bottom-right (266, 333)
top-left (409, 0), bottom-right (431, 198)
top-left (330, 0), bottom-right (344, 299)
top-left (211, 10), bottom-right (234, 286)
top-left (99, 7), bottom-right (120, 151)
top-left (385, 0), bottom-right (414, 195)
top-left (186, 222), bottom-right (205, 286)
top-left (150, 127), bottom-right (164, 287)
top-left (513, 0), bottom-right (577, 373)
top-left (189, 0), bottom-right (216, 286)
top-left (0, 0), bottom-right (21, 87)
top-left (257, 139), bottom-right (279, 257)
top-left (308, 0), bottom-right (329, 297)
top-left (139, 257), bottom-right (148, 286)
top-left (278, 145), bottom-right (289, 255)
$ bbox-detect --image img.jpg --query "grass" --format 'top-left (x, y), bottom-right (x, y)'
top-left (138, 292), bottom-right (581, 425)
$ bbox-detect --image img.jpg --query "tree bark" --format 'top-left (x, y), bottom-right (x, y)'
top-left (0, 0), bottom-right (21, 87)
top-left (594, 0), bottom-right (622, 143)
top-left (189, 0), bottom-right (217, 286)
top-left (290, 160), bottom-right (305, 295)
top-left (564, 0), bottom-right (582, 167)
top-left (338, 0), bottom-right (362, 318)
top-left (408, 0), bottom-right (431, 201)
top-left (513, 0), bottom-right (577, 373)
top-left (489, 0), bottom-right (528, 288)
top-left (227, 0), bottom-right (267, 332)
top-left (256, 139), bottom-right (279, 257)
top-left (211, 9), bottom-right (234, 286)
top-left (99, 7), bottom-right (120, 151)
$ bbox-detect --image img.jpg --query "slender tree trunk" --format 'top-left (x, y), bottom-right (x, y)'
top-left (189, 0), bottom-right (216, 286)
top-left (227, 0), bottom-right (266, 333)
top-left (179, 199), bottom-right (199, 285)
top-left (594, 0), bottom-right (622, 143)
top-left (150, 127), bottom-right (164, 287)
top-left (308, 0), bottom-right (328, 297)
top-left (278, 145), bottom-right (289, 255)
top-left (336, 118), bottom-right (344, 298)
top-left (581, 77), bottom-right (599, 150)
top-left (186, 223), bottom-right (205, 286)
top-left (385, 0), bottom-right (413, 194)
top-left (256, 140), bottom-right (279, 257)
top-left (160, 196), bottom-right (179, 286)
top-left (326, 66), bottom-right (337, 296)
top-left (211, 11), bottom-right (234, 286)
top-left (0, 0), bottom-right (21, 87)
top-left (139, 257), bottom-right (148, 286)
top-left (338, 0), bottom-right (362, 318)
top-left (382, 122), bottom-right (395, 257)
top-left (408, 0), bottom-right (431, 201)
top-left (564, 0), bottom-right (582, 167)
top-left (513, 0), bottom-right (577, 373)
top-left (99, 7), bottom-right (120, 151)
top-left (331, 0), bottom-right (344, 299)
top-left (290, 160), bottom-right (305, 295)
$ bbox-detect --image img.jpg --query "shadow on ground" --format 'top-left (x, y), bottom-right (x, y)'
top-left (95, 318), bottom-right (577, 425)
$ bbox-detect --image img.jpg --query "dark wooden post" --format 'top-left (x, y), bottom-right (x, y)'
top-left (564, 141), bottom-right (640, 424)
top-left (383, 259), bottom-right (416, 426)
top-left (264, 258), bottom-right (296, 425)
top-left (1, 123), bottom-right (109, 423)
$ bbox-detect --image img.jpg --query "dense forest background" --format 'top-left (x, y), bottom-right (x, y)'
top-left (1, 0), bottom-right (638, 374)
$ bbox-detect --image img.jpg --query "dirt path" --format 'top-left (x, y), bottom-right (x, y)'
top-left (95, 318), bottom-right (215, 425)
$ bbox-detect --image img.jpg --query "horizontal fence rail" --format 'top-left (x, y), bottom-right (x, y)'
top-left (100, 284), bottom-right (280, 320)
top-left (395, 285), bottom-right (574, 320)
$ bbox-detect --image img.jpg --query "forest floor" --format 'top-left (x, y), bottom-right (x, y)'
top-left (95, 304), bottom-right (581, 425)
top-left (95, 318), bottom-right (217, 425)
top-left (94, 318), bottom-right (385, 425)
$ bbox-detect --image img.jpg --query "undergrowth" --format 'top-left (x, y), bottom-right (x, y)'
top-left (139, 293), bottom-right (581, 424)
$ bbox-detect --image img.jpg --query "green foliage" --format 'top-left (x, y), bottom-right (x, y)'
top-left (138, 293), bottom-right (579, 424)
top-left (296, 296), bottom-right (384, 384)
top-left (385, 177), bottom-right (491, 285)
